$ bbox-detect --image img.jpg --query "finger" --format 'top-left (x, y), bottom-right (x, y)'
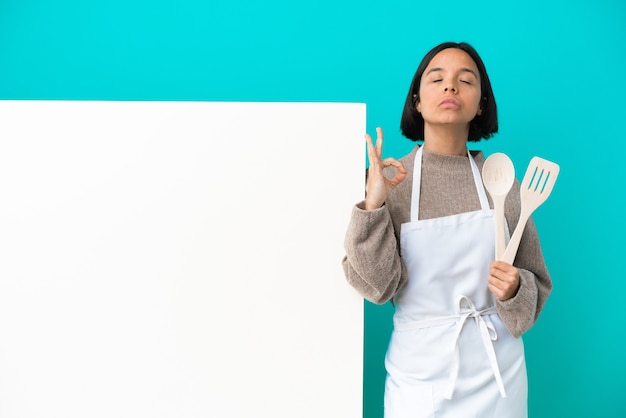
top-left (488, 274), bottom-right (503, 289)
top-left (380, 158), bottom-right (408, 186)
top-left (489, 271), bottom-right (518, 296)
top-left (491, 261), bottom-right (516, 274)
top-left (490, 272), bottom-right (514, 289)
top-left (382, 158), bottom-right (408, 173)
top-left (488, 277), bottom-right (514, 298)
top-left (382, 160), bottom-right (408, 178)
top-left (364, 134), bottom-right (379, 166)
top-left (375, 127), bottom-right (383, 157)
top-left (489, 269), bottom-right (517, 283)
top-left (488, 273), bottom-right (515, 292)
top-left (388, 173), bottom-right (406, 187)
top-left (488, 283), bottom-right (503, 300)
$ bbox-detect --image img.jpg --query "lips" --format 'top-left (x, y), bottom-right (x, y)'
top-left (439, 98), bottom-right (460, 109)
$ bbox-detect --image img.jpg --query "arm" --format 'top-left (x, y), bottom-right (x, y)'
top-left (495, 216), bottom-right (552, 338)
top-left (342, 202), bottom-right (407, 304)
top-left (491, 179), bottom-right (553, 338)
top-left (342, 127), bottom-right (408, 304)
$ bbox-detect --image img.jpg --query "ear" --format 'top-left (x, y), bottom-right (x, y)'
top-left (476, 96), bottom-right (486, 116)
top-left (413, 95), bottom-right (421, 113)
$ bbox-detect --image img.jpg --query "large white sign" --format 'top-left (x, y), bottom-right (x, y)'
top-left (0, 101), bottom-right (365, 418)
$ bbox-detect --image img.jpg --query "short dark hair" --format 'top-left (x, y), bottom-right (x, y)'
top-left (400, 42), bottom-right (498, 142)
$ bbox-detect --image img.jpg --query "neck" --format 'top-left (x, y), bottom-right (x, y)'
top-left (422, 124), bottom-right (469, 156)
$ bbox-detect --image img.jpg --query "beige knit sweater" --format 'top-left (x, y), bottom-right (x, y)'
top-left (342, 145), bottom-right (552, 338)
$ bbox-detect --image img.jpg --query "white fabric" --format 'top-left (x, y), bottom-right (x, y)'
top-left (384, 147), bottom-right (527, 418)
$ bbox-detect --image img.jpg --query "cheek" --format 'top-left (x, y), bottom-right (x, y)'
top-left (476, 97), bottom-right (483, 116)
top-left (416, 88), bottom-right (433, 112)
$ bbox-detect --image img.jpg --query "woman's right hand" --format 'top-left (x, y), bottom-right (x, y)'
top-left (364, 127), bottom-right (407, 210)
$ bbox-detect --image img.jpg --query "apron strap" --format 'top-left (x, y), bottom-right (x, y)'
top-left (410, 147), bottom-right (491, 221)
top-left (410, 146), bottom-right (424, 222)
top-left (467, 150), bottom-right (491, 216)
top-left (444, 296), bottom-right (507, 400)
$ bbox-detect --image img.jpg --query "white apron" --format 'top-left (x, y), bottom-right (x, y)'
top-left (384, 147), bottom-right (527, 418)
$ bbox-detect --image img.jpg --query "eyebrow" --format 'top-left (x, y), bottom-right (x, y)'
top-left (426, 67), bottom-right (479, 78)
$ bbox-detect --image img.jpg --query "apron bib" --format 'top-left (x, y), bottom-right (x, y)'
top-left (384, 147), bottom-right (527, 418)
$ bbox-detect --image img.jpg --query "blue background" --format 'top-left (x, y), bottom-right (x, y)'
top-left (1, 1), bottom-right (625, 416)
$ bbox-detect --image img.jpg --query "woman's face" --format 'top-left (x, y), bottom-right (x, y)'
top-left (416, 48), bottom-right (483, 129)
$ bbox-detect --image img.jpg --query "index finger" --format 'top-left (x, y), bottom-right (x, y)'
top-left (382, 158), bottom-right (407, 186)
top-left (375, 127), bottom-right (383, 156)
top-left (490, 261), bottom-right (518, 276)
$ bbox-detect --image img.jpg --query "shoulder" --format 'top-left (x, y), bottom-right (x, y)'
top-left (399, 145), bottom-right (419, 166)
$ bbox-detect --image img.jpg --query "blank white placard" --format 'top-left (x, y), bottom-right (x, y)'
top-left (0, 101), bottom-right (365, 418)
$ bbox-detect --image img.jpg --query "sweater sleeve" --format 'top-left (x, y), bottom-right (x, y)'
top-left (496, 183), bottom-right (553, 338)
top-left (342, 201), bottom-right (407, 304)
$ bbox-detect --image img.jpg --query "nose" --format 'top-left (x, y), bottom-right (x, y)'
top-left (444, 86), bottom-right (457, 93)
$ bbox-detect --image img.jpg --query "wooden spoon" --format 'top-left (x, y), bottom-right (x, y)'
top-left (482, 153), bottom-right (515, 260)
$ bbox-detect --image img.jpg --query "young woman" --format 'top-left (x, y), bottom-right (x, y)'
top-left (342, 42), bottom-right (552, 417)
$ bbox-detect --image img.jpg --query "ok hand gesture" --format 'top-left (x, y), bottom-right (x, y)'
top-left (364, 127), bottom-right (407, 210)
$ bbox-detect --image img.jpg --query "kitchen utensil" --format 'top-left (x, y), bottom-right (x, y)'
top-left (482, 153), bottom-right (515, 260)
top-left (500, 157), bottom-right (560, 264)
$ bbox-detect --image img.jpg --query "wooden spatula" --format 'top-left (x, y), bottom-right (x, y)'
top-left (500, 157), bottom-right (560, 264)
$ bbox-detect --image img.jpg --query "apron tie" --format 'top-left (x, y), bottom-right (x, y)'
top-left (445, 295), bottom-right (507, 400)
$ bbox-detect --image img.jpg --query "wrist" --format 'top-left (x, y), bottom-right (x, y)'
top-left (365, 201), bottom-right (384, 211)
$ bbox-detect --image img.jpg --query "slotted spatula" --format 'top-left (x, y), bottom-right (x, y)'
top-left (500, 157), bottom-right (560, 264)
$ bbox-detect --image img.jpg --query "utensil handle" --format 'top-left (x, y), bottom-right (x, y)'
top-left (494, 196), bottom-right (506, 260)
top-left (500, 211), bottom-right (530, 264)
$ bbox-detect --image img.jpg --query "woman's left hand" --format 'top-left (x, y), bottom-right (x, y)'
top-left (488, 261), bottom-right (520, 301)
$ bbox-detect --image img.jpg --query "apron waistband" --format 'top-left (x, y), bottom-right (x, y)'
top-left (393, 295), bottom-right (507, 400)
